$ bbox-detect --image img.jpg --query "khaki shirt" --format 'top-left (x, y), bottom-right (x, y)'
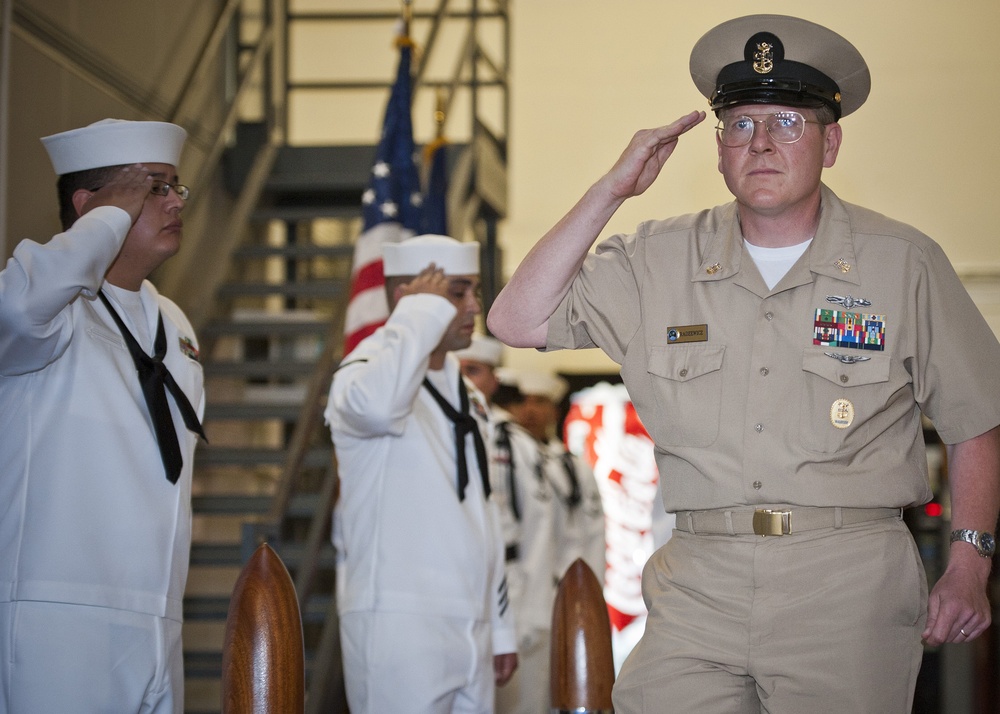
top-left (548, 184), bottom-right (1000, 512)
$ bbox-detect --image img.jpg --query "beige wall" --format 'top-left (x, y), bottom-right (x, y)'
top-left (500, 1), bottom-right (1000, 376)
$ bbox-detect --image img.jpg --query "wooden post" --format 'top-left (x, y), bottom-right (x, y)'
top-left (550, 558), bottom-right (615, 713)
top-left (221, 543), bottom-right (304, 713)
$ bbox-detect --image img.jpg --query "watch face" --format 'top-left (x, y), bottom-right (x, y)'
top-left (980, 532), bottom-right (996, 556)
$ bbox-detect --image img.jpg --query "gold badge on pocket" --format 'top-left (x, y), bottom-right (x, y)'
top-left (830, 399), bottom-right (854, 429)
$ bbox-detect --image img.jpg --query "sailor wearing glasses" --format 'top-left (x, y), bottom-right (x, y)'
top-left (0, 119), bottom-right (203, 713)
top-left (489, 14), bottom-right (1000, 713)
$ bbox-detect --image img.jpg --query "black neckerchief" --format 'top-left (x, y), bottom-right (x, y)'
top-left (99, 290), bottom-right (206, 483)
top-left (538, 444), bottom-right (582, 509)
top-left (495, 421), bottom-right (520, 520)
top-left (422, 376), bottom-right (490, 501)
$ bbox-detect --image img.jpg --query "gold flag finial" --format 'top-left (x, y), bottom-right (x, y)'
top-left (395, 0), bottom-right (415, 49)
top-left (402, 0), bottom-right (413, 35)
top-left (424, 92), bottom-right (449, 164)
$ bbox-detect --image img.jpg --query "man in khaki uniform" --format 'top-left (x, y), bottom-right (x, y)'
top-left (488, 13), bottom-right (1000, 713)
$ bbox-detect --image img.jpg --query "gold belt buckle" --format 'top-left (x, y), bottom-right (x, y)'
top-left (753, 509), bottom-right (792, 536)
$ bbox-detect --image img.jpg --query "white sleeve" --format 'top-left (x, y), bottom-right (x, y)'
top-left (325, 293), bottom-right (456, 437)
top-left (0, 207), bottom-right (131, 375)
top-left (489, 497), bottom-right (519, 656)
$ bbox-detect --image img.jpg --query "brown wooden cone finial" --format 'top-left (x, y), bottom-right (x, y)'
top-left (221, 543), bottom-right (305, 713)
top-left (550, 558), bottom-right (615, 712)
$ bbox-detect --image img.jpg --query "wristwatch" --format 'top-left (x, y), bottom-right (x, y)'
top-left (950, 529), bottom-right (996, 558)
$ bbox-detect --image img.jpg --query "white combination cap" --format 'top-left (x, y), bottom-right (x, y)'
top-left (382, 234), bottom-right (479, 277)
top-left (41, 118), bottom-right (187, 175)
top-left (517, 370), bottom-right (569, 403)
top-left (454, 334), bottom-right (504, 367)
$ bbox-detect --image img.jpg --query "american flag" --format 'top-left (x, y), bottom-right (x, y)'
top-left (342, 31), bottom-right (423, 356)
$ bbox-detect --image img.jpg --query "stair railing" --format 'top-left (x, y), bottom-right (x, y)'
top-left (157, 0), bottom-right (288, 334)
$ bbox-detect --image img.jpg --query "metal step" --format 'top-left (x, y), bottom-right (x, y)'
top-left (204, 360), bottom-right (319, 379)
top-left (201, 319), bottom-right (332, 339)
top-left (190, 542), bottom-right (336, 569)
top-left (250, 204), bottom-right (362, 222)
top-left (184, 651), bottom-right (223, 679)
top-left (204, 401), bottom-right (305, 421)
top-left (194, 446), bottom-right (330, 468)
top-left (216, 281), bottom-right (347, 299)
top-left (232, 243), bottom-right (355, 260)
top-left (183, 594), bottom-right (331, 623)
top-left (192, 493), bottom-right (321, 517)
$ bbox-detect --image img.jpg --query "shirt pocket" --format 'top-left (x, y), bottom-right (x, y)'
top-left (645, 344), bottom-right (725, 447)
top-left (798, 349), bottom-right (892, 454)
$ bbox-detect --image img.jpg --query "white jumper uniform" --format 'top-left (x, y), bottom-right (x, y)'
top-left (490, 409), bottom-right (557, 714)
top-left (0, 207), bottom-right (204, 713)
top-left (542, 439), bottom-right (607, 585)
top-left (326, 292), bottom-right (516, 714)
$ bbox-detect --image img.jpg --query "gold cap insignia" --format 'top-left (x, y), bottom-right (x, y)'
top-left (753, 42), bottom-right (774, 75)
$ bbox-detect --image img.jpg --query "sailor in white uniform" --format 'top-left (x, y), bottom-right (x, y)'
top-left (456, 336), bottom-right (557, 714)
top-left (326, 235), bottom-right (517, 714)
top-left (0, 119), bottom-right (204, 714)
top-left (512, 371), bottom-right (607, 587)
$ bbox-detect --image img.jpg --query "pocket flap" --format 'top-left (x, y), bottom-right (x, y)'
top-left (802, 349), bottom-right (890, 386)
top-left (647, 344), bottom-right (726, 382)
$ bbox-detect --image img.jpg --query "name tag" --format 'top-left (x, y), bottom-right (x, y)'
top-left (667, 324), bottom-right (708, 343)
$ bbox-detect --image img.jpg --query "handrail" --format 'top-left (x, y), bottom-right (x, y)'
top-left (267, 309), bottom-right (345, 524)
top-left (169, 0), bottom-right (243, 123)
top-left (413, 0), bottom-right (450, 87)
top-left (187, 26), bottom-right (275, 211)
top-left (157, 0), bottom-right (286, 324)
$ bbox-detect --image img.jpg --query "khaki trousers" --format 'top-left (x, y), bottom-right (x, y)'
top-left (613, 516), bottom-right (926, 714)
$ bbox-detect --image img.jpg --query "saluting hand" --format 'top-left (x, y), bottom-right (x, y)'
top-left (602, 111), bottom-right (706, 201)
top-left (397, 264), bottom-right (450, 299)
top-left (80, 163), bottom-right (154, 225)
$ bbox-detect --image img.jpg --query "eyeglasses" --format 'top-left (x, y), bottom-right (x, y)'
top-left (715, 111), bottom-right (824, 147)
top-left (150, 180), bottom-right (190, 200)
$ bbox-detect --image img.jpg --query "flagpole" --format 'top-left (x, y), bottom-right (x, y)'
top-left (434, 88), bottom-right (446, 140)
top-left (421, 94), bottom-right (449, 237)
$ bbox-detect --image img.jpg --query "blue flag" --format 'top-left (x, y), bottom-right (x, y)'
top-left (421, 137), bottom-right (448, 235)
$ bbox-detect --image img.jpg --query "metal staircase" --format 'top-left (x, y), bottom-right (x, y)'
top-left (173, 2), bottom-right (511, 712)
